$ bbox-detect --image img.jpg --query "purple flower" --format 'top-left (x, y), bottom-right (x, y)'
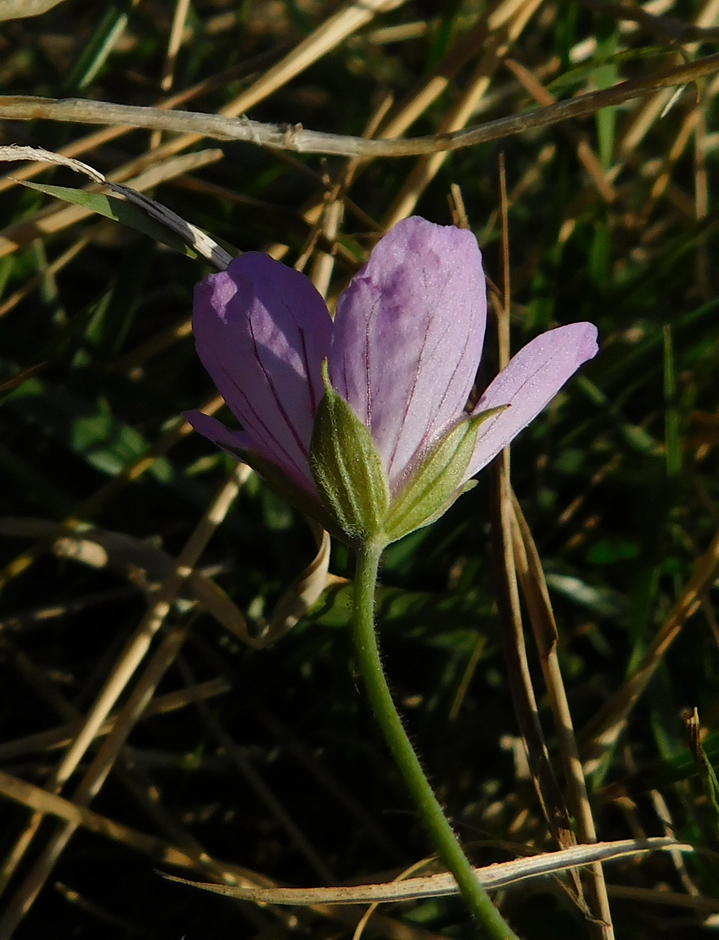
top-left (187, 217), bottom-right (597, 541)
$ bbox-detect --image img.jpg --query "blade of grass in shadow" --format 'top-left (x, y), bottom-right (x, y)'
top-left (19, 182), bottom-right (200, 259)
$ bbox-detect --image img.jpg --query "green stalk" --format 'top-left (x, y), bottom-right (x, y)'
top-left (352, 539), bottom-right (519, 939)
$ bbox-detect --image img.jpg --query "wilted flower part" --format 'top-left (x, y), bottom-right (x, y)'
top-left (187, 216), bottom-right (598, 542)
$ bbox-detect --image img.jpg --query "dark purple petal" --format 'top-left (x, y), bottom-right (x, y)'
top-left (466, 323), bottom-right (598, 478)
top-left (329, 217), bottom-right (486, 492)
top-left (193, 252), bottom-right (332, 492)
top-left (185, 410), bottom-right (323, 509)
top-left (184, 410), bottom-right (253, 456)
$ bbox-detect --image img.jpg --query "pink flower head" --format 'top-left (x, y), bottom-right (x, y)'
top-left (187, 217), bottom-right (597, 541)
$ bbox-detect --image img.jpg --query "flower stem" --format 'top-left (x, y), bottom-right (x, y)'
top-left (351, 540), bottom-right (519, 939)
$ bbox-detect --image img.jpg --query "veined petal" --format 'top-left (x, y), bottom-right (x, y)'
top-left (329, 217), bottom-right (486, 493)
top-left (466, 323), bottom-right (598, 478)
top-left (193, 253), bottom-right (332, 492)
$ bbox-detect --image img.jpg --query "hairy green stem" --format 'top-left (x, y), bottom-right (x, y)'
top-left (352, 539), bottom-right (519, 939)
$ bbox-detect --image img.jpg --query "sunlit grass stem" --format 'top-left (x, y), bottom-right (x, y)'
top-left (351, 539), bottom-right (519, 939)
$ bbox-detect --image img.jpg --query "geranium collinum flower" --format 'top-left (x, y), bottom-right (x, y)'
top-left (187, 216), bottom-right (598, 544)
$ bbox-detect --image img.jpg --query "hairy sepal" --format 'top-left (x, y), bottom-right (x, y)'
top-left (384, 405), bottom-right (509, 543)
top-left (310, 362), bottom-right (390, 545)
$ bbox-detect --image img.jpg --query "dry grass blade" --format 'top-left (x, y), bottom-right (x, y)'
top-left (491, 395), bottom-right (576, 854)
top-left (305, 92), bottom-right (393, 295)
top-left (0, 765), bottom-right (458, 940)
top-left (162, 837), bottom-right (692, 905)
top-left (160, 0), bottom-right (192, 92)
top-left (283, 8), bottom-right (511, 253)
top-left (490, 176), bottom-right (576, 858)
top-left (0, 762), bottom-right (435, 940)
top-left (0, 145), bottom-right (232, 268)
top-left (0, 760), bottom-right (280, 906)
top-left (350, 858), bottom-right (434, 940)
top-left (511, 496), bottom-right (615, 938)
top-left (377, 12), bottom-right (502, 139)
top-left (1, 648), bottom-right (336, 934)
top-left (641, 71), bottom-right (719, 221)
top-left (0, 51), bottom-right (718, 157)
top-left (0, 0), bottom-right (68, 19)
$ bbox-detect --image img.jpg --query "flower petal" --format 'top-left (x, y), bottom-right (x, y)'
top-left (466, 322), bottom-right (598, 478)
top-left (185, 410), bottom-right (326, 520)
top-left (184, 410), bottom-right (253, 456)
top-left (193, 253), bottom-right (332, 492)
top-left (329, 217), bottom-right (486, 492)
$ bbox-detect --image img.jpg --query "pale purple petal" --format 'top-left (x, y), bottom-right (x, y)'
top-left (329, 216), bottom-right (486, 492)
top-left (193, 252), bottom-right (332, 493)
top-left (466, 323), bottom-right (598, 478)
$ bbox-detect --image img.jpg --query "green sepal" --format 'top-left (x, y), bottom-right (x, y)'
top-left (384, 405), bottom-right (509, 543)
top-left (404, 478), bottom-right (479, 535)
top-left (309, 362), bottom-right (390, 544)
